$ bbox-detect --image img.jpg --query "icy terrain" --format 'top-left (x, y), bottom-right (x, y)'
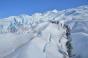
top-left (0, 5), bottom-right (88, 58)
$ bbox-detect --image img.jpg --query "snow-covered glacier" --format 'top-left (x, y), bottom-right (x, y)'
top-left (0, 5), bottom-right (88, 58)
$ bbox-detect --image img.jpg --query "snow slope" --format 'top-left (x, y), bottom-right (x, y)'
top-left (0, 5), bottom-right (88, 58)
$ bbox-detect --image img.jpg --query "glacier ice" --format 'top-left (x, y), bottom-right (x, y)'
top-left (0, 5), bottom-right (88, 58)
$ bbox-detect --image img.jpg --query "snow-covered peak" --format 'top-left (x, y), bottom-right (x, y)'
top-left (0, 5), bottom-right (87, 34)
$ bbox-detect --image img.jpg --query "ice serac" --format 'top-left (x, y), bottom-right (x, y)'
top-left (0, 5), bottom-right (88, 58)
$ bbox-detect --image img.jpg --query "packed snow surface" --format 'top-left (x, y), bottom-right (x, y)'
top-left (0, 5), bottom-right (88, 58)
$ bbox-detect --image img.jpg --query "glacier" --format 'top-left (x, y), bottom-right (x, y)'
top-left (0, 5), bottom-right (88, 58)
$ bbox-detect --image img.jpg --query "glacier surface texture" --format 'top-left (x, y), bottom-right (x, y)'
top-left (0, 5), bottom-right (88, 58)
